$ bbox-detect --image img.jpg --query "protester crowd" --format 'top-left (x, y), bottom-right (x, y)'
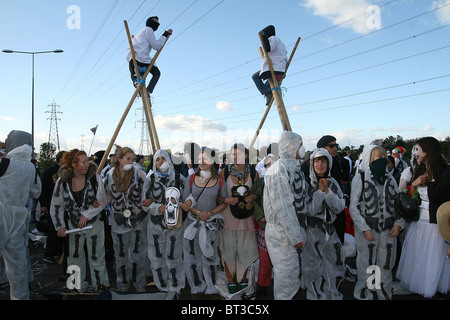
top-left (1, 129), bottom-right (449, 301)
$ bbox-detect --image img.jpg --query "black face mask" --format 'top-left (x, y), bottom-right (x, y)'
top-left (370, 157), bottom-right (388, 185)
top-left (146, 18), bottom-right (160, 31)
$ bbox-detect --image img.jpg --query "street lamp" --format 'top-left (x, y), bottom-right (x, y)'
top-left (2, 49), bottom-right (63, 153)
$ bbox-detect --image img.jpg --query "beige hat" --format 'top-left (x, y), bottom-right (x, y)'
top-left (437, 201), bottom-right (450, 243)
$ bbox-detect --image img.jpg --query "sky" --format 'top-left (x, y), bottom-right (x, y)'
top-left (1, 0), bottom-right (449, 157)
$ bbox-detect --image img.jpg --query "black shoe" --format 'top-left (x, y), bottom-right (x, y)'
top-left (255, 285), bottom-right (268, 299)
top-left (265, 92), bottom-right (273, 106)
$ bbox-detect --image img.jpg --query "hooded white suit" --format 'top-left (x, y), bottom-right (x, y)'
top-left (303, 148), bottom-right (345, 300)
top-left (349, 145), bottom-right (404, 300)
top-left (105, 160), bottom-right (150, 291)
top-left (145, 149), bottom-right (195, 294)
top-left (263, 131), bottom-right (308, 300)
top-left (0, 131), bottom-right (41, 300)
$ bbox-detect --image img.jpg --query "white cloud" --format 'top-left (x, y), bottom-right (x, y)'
top-left (216, 101), bottom-right (233, 113)
top-left (1, 116), bottom-right (24, 123)
top-left (432, 0), bottom-right (450, 24)
top-left (300, 0), bottom-right (377, 34)
top-left (154, 114), bottom-right (227, 132)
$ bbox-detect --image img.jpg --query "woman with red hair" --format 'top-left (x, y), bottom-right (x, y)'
top-left (50, 149), bottom-right (109, 292)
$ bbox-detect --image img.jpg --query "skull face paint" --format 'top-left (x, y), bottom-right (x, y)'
top-left (165, 187), bottom-right (180, 227)
top-left (412, 144), bottom-right (427, 164)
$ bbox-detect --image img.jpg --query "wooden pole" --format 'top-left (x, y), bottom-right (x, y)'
top-left (124, 20), bottom-right (157, 151)
top-left (249, 37), bottom-right (301, 149)
top-left (259, 45), bottom-right (290, 131)
top-left (97, 86), bottom-right (141, 174)
top-left (97, 21), bottom-right (170, 173)
top-left (141, 87), bottom-right (160, 150)
top-left (142, 98), bottom-right (157, 153)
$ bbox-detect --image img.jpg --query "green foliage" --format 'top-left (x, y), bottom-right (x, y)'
top-left (340, 135), bottom-right (450, 164)
top-left (38, 142), bottom-right (56, 172)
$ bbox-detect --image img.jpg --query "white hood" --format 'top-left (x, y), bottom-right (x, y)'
top-left (6, 144), bottom-right (33, 161)
top-left (309, 148), bottom-right (333, 189)
top-left (278, 131), bottom-right (303, 160)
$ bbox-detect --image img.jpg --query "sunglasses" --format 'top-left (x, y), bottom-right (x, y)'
top-left (326, 144), bottom-right (338, 148)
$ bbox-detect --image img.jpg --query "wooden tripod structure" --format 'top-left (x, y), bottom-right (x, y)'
top-left (249, 35), bottom-right (301, 150)
top-left (97, 20), bottom-right (168, 174)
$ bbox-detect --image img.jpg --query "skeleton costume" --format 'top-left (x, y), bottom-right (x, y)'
top-left (263, 131), bottom-right (308, 300)
top-left (303, 148), bottom-right (345, 300)
top-left (349, 145), bottom-right (405, 300)
top-left (0, 131), bottom-right (41, 300)
top-left (145, 150), bottom-right (194, 294)
top-left (104, 163), bottom-right (149, 291)
top-left (183, 172), bottom-right (227, 295)
top-left (51, 161), bottom-right (109, 292)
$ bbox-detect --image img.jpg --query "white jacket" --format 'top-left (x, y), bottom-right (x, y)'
top-left (260, 36), bottom-right (287, 74)
top-left (126, 27), bottom-right (167, 64)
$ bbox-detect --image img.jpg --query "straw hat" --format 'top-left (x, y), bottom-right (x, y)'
top-left (437, 201), bottom-right (450, 243)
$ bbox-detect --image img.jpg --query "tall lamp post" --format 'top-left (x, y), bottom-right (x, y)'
top-left (2, 49), bottom-right (63, 153)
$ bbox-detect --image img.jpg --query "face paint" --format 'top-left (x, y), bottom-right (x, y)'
top-left (413, 144), bottom-right (427, 164)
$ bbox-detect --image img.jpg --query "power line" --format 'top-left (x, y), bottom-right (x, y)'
top-left (52, 1), bottom-right (449, 138)
top-left (148, 74), bottom-right (450, 130)
top-left (59, 0), bottom-right (150, 106)
top-left (56, 0), bottom-right (120, 100)
top-left (155, 22), bottom-right (450, 116)
top-left (152, 0), bottom-right (447, 104)
top-left (166, 0), bottom-right (225, 45)
top-left (59, 0), bottom-right (216, 113)
top-left (154, 0), bottom-right (400, 98)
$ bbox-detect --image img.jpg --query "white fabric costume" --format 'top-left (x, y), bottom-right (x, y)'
top-left (105, 164), bottom-right (150, 291)
top-left (349, 145), bottom-right (405, 300)
top-left (183, 174), bottom-right (227, 294)
top-left (263, 131), bottom-right (308, 300)
top-left (303, 148), bottom-right (345, 300)
top-left (51, 162), bottom-right (109, 292)
top-left (145, 150), bottom-right (195, 294)
top-left (0, 131), bottom-right (41, 300)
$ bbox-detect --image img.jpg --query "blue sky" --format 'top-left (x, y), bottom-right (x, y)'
top-left (1, 0), bottom-right (449, 156)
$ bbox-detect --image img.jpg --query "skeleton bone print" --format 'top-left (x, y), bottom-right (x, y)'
top-left (110, 174), bottom-right (147, 229)
top-left (57, 180), bottom-right (97, 227)
top-left (360, 175), bottom-right (398, 221)
top-left (291, 168), bottom-right (308, 228)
